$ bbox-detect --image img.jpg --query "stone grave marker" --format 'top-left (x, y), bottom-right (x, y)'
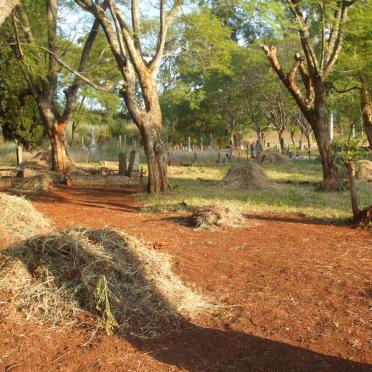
top-left (128, 150), bottom-right (140, 175)
top-left (119, 152), bottom-right (128, 176)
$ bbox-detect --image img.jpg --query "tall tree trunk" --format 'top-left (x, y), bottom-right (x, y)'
top-left (0, 0), bottom-right (19, 26)
top-left (140, 123), bottom-right (168, 193)
top-left (290, 129), bottom-right (296, 146)
top-left (308, 83), bottom-right (340, 189)
top-left (278, 129), bottom-right (285, 150)
top-left (313, 124), bottom-right (339, 189)
top-left (70, 121), bottom-right (77, 146)
top-left (361, 82), bottom-right (372, 150)
top-left (346, 162), bottom-right (360, 219)
top-left (305, 133), bottom-right (312, 150)
top-left (48, 122), bottom-right (71, 174)
top-left (346, 161), bottom-right (372, 224)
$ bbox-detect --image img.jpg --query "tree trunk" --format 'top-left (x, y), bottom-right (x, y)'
top-left (346, 161), bottom-right (372, 224)
top-left (0, 0), bottom-right (19, 26)
top-left (313, 125), bottom-right (340, 189)
top-left (141, 123), bottom-right (168, 193)
top-left (361, 83), bottom-right (372, 150)
top-left (308, 82), bottom-right (340, 189)
top-left (48, 122), bottom-right (71, 174)
top-left (290, 129), bottom-right (296, 146)
top-left (278, 129), bottom-right (285, 151)
top-left (346, 162), bottom-right (360, 218)
top-left (305, 133), bottom-right (312, 150)
top-left (70, 121), bottom-right (77, 146)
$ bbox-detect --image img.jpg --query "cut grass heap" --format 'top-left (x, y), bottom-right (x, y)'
top-left (0, 228), bottom-right (213, 338)
top-left (0, 193), bottom-right (51, 241)
top-left (15, 173), bottom-right (53, 194)
top-left (192, 205), bottom-right (246, 230)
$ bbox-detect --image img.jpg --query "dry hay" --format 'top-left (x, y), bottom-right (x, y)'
top-left (0, 228), bottom-right (213, 338)
top-left (356, 160), bottom-right (372, 181)
top-left (0, 193), bottom-right (51, 240)
top-left (192, 205), bottom-right (246, 230)
top-left (0, 227), bottom-right (11, 250)
top-left (259, 152), bottom-right (288, 165)
top-left (220, 162), bottom-right (271, 189)
top-left (14, 173), bottom-right (54, 194)
top-left (32, 150), bottom-right (52, 163)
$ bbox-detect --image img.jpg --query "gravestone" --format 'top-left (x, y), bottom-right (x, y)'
top-left (16, 144), bottom-right (22, 166)
top-left (255, 140), bottom-right (263, 162)
top-left (90, 127), bottom-right (97, 151)
top-left (118, 152), bottom-right (128, 176)
top-left (128, 150), bottom-right (140, 175)
top-left (187, 137), bottom-right (191, 152)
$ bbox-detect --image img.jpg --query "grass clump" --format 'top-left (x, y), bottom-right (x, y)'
top-left (0, 228), bottom-right (213, 338)
top-left (192, 205), bottom-right (247, 230)
top-left (0, 193), bottom-right (51, 241)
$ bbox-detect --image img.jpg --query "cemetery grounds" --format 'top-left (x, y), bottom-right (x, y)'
top-left (0, 155), bottom-right (371, 371)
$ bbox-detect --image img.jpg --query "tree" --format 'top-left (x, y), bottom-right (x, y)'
top-left (1, 0), bottom-right (100, 174)
top-left (74, 0), bottom-right (182, 193)
top-left (260, 90), bottom-right (295, 151)
top-left (295, 110), bottom-right (313, 150)
top-left (332, 1), bottom-right (372, 149)
top-left (0, 0), bottom-right (19, 26)
top-left (259, 0), bottom-right (356, 189)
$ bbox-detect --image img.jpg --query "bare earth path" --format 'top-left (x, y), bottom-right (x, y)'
top-left (1, 186), bottom-right (371, 371)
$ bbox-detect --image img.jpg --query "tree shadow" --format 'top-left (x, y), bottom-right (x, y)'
top-left (2, 228), bottom-right (371, 371)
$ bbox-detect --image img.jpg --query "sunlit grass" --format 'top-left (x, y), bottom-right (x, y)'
top-left (141, 160), bottom-right (372, 222)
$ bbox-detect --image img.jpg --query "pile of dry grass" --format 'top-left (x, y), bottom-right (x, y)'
top-left (192, 205), bottom-right (246, 230)
top-left (0, 193), bottom-right (51, 240)
top-left (220, 162), bottom-right (271, 189)
top-left (14, 173), bottom-right (54, 193)
top-left (0, 227), bottom-right (11, 250)
top-left (259, 152), bottom-right (288, 165)
top-left (356, 160), bottom-right (372, 181)
top-left (0, 228), bottom-right (213, 338)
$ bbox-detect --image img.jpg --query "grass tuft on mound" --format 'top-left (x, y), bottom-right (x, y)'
top-left (0, 228), bottom-right (213, 338)
top-left (192, 205), bottom-right (246, 230)
top-left (0, 193), bottom-right (51, 241)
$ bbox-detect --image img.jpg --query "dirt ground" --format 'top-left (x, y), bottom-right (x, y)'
top-left (0, 186), bottom-right (371, 371)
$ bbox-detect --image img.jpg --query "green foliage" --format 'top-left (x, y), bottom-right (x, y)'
top-left (0, 42), bottom-right (45, 149)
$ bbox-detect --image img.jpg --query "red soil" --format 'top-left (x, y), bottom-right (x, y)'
top-left (0, 186), bottom-right (371, 371)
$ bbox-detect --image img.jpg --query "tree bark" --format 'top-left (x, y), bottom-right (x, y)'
top-left (278, 129), bottom-right (285, 151)
top-left (140, 122), bottom-right (168, 193)
top-left (48, 122), bottom-right (71, 174)
top-left (290, 129), bottom-right (296, 146)
top-left (0, 0), bottom-right (19, 26)
top-left (346, 161), bottom-right (372, 224)
top-left (361, 82), bottom-right (372, 150)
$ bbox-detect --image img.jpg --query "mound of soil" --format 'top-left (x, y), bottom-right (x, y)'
top-left (191, 205), bottom-right (246, 230)
top-left (220, 162), bottom-right (271, 189)
top-left (260, 152), bottom-right (288, 165)
top-left (356, 160), bottom-right (372, 181)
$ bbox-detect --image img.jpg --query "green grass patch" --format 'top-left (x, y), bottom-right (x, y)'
top-left (141, 160), bottom-right (371, 222)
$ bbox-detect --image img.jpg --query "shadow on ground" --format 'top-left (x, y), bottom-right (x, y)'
top-left (2, 228), bottom-right (370, 371)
